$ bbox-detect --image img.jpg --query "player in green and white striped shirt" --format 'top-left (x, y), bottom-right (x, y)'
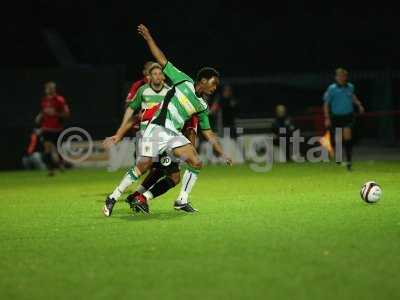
top-left (104, 63), bottom-right (169, 142)
top-left (128, 82), bottom-right (169, 131)
top-left (103, 24), bottom-right (232, 216)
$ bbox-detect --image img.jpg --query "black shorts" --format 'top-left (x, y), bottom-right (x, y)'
top-left (331, 113), bottom-right (355, 129)
top-left (42, 131), bottom-right (61, 145)
top-left (153, 153), bottom-right (180, 175)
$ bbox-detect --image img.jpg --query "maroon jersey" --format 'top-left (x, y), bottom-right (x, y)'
top-left (40, 95), bottom-right (69, 131)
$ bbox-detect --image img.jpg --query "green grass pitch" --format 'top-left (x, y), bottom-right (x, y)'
top-left (1, 161), bottom-right (400, 300)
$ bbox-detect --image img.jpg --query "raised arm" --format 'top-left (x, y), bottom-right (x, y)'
top-left (137, 24), bottom-right (167, 67)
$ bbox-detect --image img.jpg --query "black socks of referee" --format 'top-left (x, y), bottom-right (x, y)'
top-left (343, 139), bottom-right (353, 164)
top-left (149, 177), bottom-right (177, 198)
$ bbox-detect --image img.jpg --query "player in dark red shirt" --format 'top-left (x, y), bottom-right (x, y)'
top-left (35, 81), bottom-right (70, 176)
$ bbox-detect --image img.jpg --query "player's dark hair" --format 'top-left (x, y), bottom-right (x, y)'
top-left (196, 67), bottom-right (220, 82)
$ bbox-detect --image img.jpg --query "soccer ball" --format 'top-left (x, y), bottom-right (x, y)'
top-left (360, 181), bottom-right (382, 203)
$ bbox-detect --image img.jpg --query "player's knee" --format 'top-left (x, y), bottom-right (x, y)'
top-left (343, 134), bottom-right (352, 141)
top-left (190, 159), bottom-right (203, 170)
top-left (43, 142), bottom-right (52, 153)
top-left (343, 128), bottom-right (352, 140)
top-left (168, 172), bottom-right (180, 186)
top-left (136, 157), bottom-right (152, 173)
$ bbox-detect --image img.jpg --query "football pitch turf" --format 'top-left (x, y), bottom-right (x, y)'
top-left (1, 161), bottom-right (399, 300)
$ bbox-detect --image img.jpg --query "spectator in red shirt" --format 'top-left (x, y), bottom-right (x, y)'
top-left (35, 81), bottom-right (70, 176)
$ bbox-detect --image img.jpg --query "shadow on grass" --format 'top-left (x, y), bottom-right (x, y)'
top-left (116, 210), bottom-right (189, 222)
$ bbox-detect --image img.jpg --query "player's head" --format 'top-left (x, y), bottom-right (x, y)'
top-left (222, 85), bottom-right (233, 98)
top-left (195, 67), bottom-right (220, 96)
top-left (275, 104), bottom-right (287, 118)
top-left (143, 61), bottom-right (156, 77)
top-left (148, 63), bottom-right (164, 87)
top-left (44, 81), bottom-right (57, 96)
top-left (335, 68), bottom-right (348, 86)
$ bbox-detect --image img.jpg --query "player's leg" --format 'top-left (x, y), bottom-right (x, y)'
top-left (131, 141), bottom-right (201, 214)
top-left (136, 145), bottom-right (201, 213)
top-left (174, 168), bottom-right (200, 212)
top-left (172, 143), bottom-right (202, 169)
top-left (103, 157), bottom-right (153, 216)
top-left (141, 169), bottom-right (180, 202)
top-left (127, 125), bottom-right (199, 214)
top-left (126, 166), bottom-right (166, 212)
top-left (172, 144), bottom-right (202, 212)
top-left (51, 131), bottom-right (65, 171)
top-left (43, 131), bottom-right (63, 175)
top-left (128, 158), bottom-right (177, 214)
top-left (109, 159), bottom-right (152, 201)
top-left (343, 126), bottom-right (353, 170)
top-left (42, 139), bottom-right (55, 176)
top-left (127, 160), bottom-right (181, 212)
top-left (103, 123), bottom-right (167, 216)
top-left (134, 167), bottom-right (164, 195)
top-left (331, 116), bottom-right (343, 165)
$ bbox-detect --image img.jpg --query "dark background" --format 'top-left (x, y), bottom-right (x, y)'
top-left (1, 1), bottom-right (399, 169)
top-left (3, 1), bottom-right (399, 73)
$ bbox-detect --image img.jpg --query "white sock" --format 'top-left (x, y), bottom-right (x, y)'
top-left (136, 184), bottom-right (146, 194)
top-left (176, 170), bottom-right (198, 204)
top-left (109, 167), bottom-right (141, 200)
top-left (143, 190), bottom-right (154, 201)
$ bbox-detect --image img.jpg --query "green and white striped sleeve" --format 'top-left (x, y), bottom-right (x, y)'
top-left (163, 62), bottom-right (194, 85)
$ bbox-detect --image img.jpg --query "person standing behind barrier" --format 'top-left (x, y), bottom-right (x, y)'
top-left (272, 105), bottom-right (295, 161)
top-left (323, 68), bottom-right (365, 171)
top-left (220, 85), bottom-right (238, 139)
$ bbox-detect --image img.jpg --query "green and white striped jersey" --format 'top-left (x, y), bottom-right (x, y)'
top-left (128, 83), bottom-right (170, 131)
top-left (155, 62), bottom-right (211, 133)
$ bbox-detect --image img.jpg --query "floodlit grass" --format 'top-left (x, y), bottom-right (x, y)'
top-left (1, 161), bottom-right (399, 299)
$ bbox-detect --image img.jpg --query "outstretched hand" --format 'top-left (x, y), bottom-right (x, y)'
top-left (138, 24), bottom-right (151, 40)
top-left (103, 135), bottom-right (121, 149)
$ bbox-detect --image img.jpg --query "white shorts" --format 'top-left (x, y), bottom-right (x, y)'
top-left (139, 123), bottom-right (190, 158)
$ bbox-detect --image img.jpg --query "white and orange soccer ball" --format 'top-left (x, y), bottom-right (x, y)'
top-left (360, 181), bottom-right (382, 203)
